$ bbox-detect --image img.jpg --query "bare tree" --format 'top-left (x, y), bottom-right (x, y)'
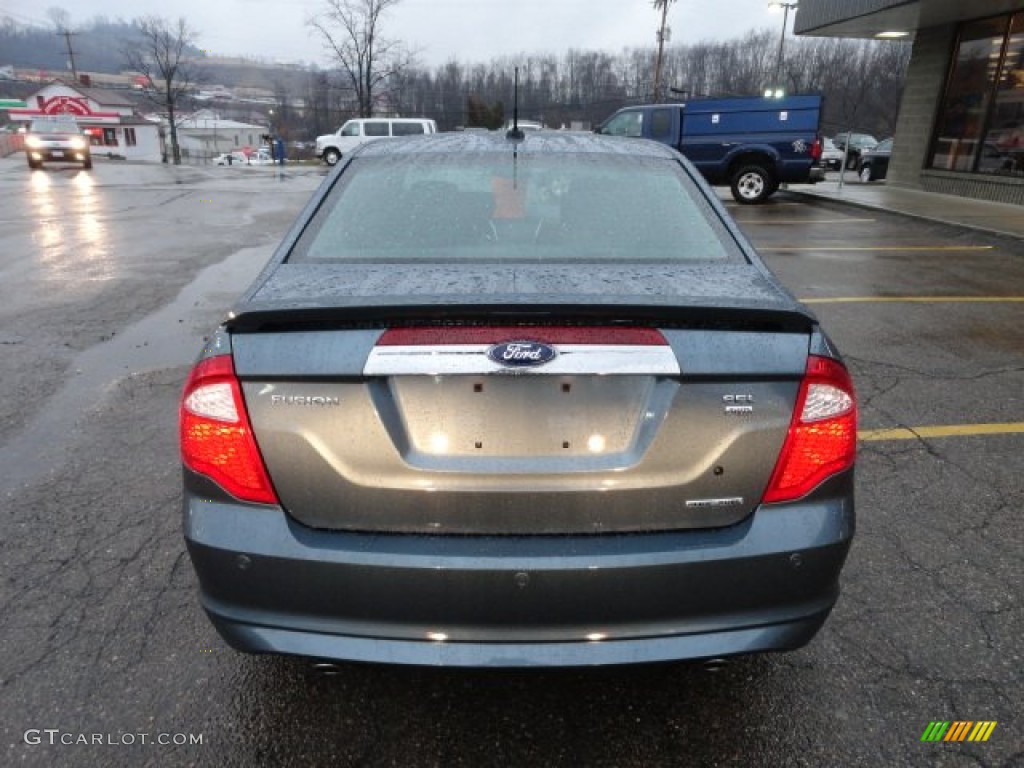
top-left (123, 16), bottom-right (203, 165)
top-left (46, 7), bottom-right (70, 31)
top-left (309, 0), bottom-right (412, 118)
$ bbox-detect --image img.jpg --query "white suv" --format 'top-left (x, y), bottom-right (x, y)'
top-left (316, 118), bottom-right (438, 165)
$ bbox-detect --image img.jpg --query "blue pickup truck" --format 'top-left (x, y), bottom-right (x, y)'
top-left (596, 95), bottom-right (826, 204)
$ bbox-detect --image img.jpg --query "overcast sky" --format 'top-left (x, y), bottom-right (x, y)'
top-left (4, 0), bottom-right (795, 68)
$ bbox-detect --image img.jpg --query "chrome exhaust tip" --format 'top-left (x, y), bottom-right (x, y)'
top-left (702, 657), bottom-right (729, 673)
top-left (310, 661), bottom-right (343, 676)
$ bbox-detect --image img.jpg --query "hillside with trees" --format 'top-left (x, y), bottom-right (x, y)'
top-left (0, 15), bottom-right (909, 141)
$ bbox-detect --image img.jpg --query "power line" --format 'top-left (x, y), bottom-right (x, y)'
top-left (0, 6), bottom-right (51, 29)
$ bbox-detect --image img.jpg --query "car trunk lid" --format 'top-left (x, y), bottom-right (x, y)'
top-left (229, 262), bottom-right (813, 534)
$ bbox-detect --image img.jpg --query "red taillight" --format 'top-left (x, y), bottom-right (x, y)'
top-left (763, 355), bottom-right (856, 503)
top-left (179, 355), bottom-right (277, 504)
top-left (810, 137), bottom-right (823, 161)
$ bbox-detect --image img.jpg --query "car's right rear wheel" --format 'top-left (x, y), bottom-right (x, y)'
top-left (859, 165), bottom-right (873, 183)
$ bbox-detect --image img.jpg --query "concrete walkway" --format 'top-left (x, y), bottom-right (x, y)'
top-left (786, 177), bottom-right (1024, 240)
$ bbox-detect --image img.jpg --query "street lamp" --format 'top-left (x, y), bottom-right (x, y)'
top-left (768, 1), bottom-right (798, 95)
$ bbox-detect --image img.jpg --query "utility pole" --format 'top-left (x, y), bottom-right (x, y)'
top-left (652, 0), bottom-right (675, 102)
top-left (58, 29), bottom-right (79, 82)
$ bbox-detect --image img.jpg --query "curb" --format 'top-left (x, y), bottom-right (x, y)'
top-left (783, 186), bottom-right (1024, 241)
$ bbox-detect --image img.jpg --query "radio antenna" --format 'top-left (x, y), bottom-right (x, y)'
top-left (506, 66), bottom-right (524, 140)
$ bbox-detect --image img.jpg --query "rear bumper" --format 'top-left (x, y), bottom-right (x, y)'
top-left (807, 166), bottom-right (826, 183)
top-left (184, 476), bottom-right (854, 667)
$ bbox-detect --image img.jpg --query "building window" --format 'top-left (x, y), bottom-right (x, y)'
top-left (103, 127), bottom-right (118, 146)
top-left (124, 127), bottom-right (137, 147)
top-left (931, 13), bottom-right (1024, 175)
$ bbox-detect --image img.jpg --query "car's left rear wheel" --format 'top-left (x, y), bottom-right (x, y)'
top-left (859, 165), bottom-right (873, 183)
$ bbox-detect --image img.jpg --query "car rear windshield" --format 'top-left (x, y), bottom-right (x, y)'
top-left (289, 152), bottom-right (744, 264)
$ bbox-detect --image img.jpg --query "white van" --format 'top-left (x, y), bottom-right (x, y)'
top-left (315, 118), bottom-right (438, 165)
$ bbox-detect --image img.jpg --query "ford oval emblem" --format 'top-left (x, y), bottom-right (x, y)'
top-left (487, 341), bottom-right (558, 368)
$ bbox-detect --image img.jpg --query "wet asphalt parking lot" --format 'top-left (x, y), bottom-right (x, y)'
top-left (0, 156), bottom-right (1020, 767)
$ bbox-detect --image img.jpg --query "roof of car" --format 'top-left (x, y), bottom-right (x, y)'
top-left (29, 117), bottom-right (80, 130)
top-left (353, 130), bottom-right (680, 159)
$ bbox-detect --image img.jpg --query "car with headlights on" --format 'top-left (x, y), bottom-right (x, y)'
top-left (24, 117), bottom-right (92, 169)
top-left (181, 131), bottom-right (857, 668)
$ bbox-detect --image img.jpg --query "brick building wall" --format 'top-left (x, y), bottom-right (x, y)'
top-left (887, 24), bottom-right (954, 189)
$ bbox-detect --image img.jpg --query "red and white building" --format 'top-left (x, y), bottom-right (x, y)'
top-left (7, 81), bottom-right (163, 162)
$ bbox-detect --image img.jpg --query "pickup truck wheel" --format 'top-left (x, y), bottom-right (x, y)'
top-left (859, 165), bottom-right (873, 183)
top-left (323, 148), bottom-right (341, 166)
top-left (730, 165), bottom-right (774, 204)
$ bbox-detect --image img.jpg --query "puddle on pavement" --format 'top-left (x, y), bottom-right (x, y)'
top-left (0, 244), bottom-right (274, 496)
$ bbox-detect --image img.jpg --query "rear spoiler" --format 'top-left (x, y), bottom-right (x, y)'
top-left (223, 301), bottom-right (817, 335)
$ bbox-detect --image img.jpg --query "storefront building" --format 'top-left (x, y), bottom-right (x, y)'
top-left (175, 111), bottom-right (270, 160)
top-left (796, 0), bottom-right (1024, 205)
top-left (7, 81), bottom-right (162, 162)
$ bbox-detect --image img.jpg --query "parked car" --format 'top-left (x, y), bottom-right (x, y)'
top-left (181, 131), bottom-right (857, 668)
top-left (505, 119), bottom-right (545, 132)
top-left (214, 149), bottom-right (274, 166)
top-left (857, 138), bottom-right (892, 182)
top-left (214, 151), bottom-right (248, 166)
top-left (24, 116), bottom-right (91, 170)
top-left (821, 137), bottom-right (844, 170)
top-left (315, 117), bottom-right (438, 165)
top-left (832, 132), bottom-right (878, 170)
top-left (246, 149), bottom-right (274, 165)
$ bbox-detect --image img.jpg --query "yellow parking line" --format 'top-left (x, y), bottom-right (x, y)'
top-left (736, 218), bottom-right (876, 225)
top-left (859, 423), bottom-right (1024, 442)
top-left (802, 296), bottom-right (1024, 304)
top-left (761, 246), bottom-right (995, 252)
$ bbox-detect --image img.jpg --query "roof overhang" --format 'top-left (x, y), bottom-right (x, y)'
top-left (794, 0), bottom-right (1024, 40)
